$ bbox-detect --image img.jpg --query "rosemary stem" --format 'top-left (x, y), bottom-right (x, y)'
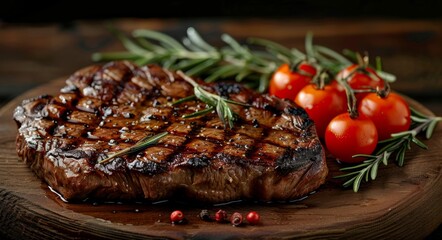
top-left (414, 117), bottom-right (440, 134)
top-left (98, 132), bottom-right (168, 164)
top-left (175, 70), bottom-right (249, 129)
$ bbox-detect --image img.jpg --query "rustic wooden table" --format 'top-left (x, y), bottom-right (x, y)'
top-left (0, 18), bottom-right (441, 239)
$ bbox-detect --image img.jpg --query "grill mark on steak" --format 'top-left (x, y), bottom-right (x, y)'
top-left (14, 60), bottom-right (328, 203)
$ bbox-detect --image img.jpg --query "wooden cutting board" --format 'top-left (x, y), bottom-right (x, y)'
top-left (0, 78), bottom-right (441, 240)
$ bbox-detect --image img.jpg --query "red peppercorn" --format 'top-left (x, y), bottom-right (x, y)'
top-left (170, 210), bottom-right (184, 224)
top-left (215, 209), bottom-right (228, 223)
top-left (246, 211), bottom-right (260, 225)
top-left (230, 212), bottom-right (243, 227)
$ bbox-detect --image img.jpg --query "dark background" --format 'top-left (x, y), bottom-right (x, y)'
top-left (1, 0), bottom-right (442, 23)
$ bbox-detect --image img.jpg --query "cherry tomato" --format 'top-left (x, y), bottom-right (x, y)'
top-left (246, 211), bottom-right (260, 225)
top-left (358, 92), bottom-right (411, 140)
top-left (336, 64), bottom-right (385, 101)
top-left (295, 80), bottom-right (347, 139)
top-left (269, 62), bottom-right (316, 100)
top-left (325, 113), bottom-right (378, 163)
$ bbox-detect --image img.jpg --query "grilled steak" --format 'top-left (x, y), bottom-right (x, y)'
top-left (14, 61), bottom-right (328, 203)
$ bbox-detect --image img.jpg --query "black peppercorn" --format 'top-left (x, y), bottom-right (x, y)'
top-left (199, 209), bottom-right (212, 221)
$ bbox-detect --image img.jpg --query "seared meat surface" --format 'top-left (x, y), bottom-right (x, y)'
top-left (14, 61), bottom-right (327, 203)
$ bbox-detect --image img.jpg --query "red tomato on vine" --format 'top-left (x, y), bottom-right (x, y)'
top-left (295, 80), bottom-right (347, 139)
top-left (336, 64), bottom-right (385, 101)
top-left (269, 62), bottom-right (316, 100)
top-left (325, 113), bottom-right (378, 164)
top-left (358, 92), bottom-right (411, 140)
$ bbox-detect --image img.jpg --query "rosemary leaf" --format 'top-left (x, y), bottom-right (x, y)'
top-left (186, 27), bottom-right (217, 52)
top-left (375, 56), bottom-right (383, 71)
top-left (406, 137), bottom-right (412, 150)
top-left (385, 132), bottom-right (408, 141)
top-left (410, 107), bottom-right (429, 118)
top-left (182, 107), bottom-right (214, 119)
top-left (133, 29), bottom-right (186, 51)
top-left (353, 173), bottom-right (364, 192)
top-left (224, 99), bottom-right (250, 107)
top-left (352, 154), bottom-right (377, 158)
top-left (311, 52), bottom-right (334, 67)
top-left (182, 38), bottom-right (203, 52)
top-left (162, 56), bottom-right (178, 69)
top-left (371, 159), bottom-right (380, 180)
top-left (226, 104), bottom-right (235, 129)
top-left (113, 31), bottom-right (154, 57)
top-left (334, 171), bottom-right (362, 178)
top-left (204, 65), bottom-right (238, 82)
top-left (364, 168), bottom-right (370, 182)
top-left (222, 34), bottom-right (250, 58)
top-left (173, 58), bottom-right (207, 71)
top-left (382, 151), bottom-right (390, 166)
top-left (411, 115), bottom-right (428, 123)
top-left (216, 99), bottom-right (227, 127)
top-left (248, 38), bottom-right (293, 58)
top-left (376, 70), bottom-right (397, 82)
top-left (135, 37), bottom-right (164, 52)
top-left (412, 137), bottom-right (428, 149)
top-left (172, 95), bottom-right (196, 105)
top-left (338, 162), bottom-right (371, 171)
top-left (314, 45), bottom-right (352, 65)
top-left (343, 175), bottom-right (358, 188)
top-left (305, 32), bottom-right (315, 62)
top-left (235, 68), bottom-right (252, 82)
top-left (194, 86), bottom-right (216, 106)
top-left (258, 73), bottom-right (270, 93)
top-left (186, 58), bottom-right (220, 76)
top-left (248, 37), bottom-right (302, 63)
top-left (376, 141), bottom-right (400, 155)
top-left (342, 49), bottom-right (358, 62)
top-left (396, 146), bottom-right (406, 166)
top-left (133, 58), bottom-right (149, 66)
top-left (291, 48), bottom-right (307, 60)
top-left (426, 119), bottom-right (439, 139)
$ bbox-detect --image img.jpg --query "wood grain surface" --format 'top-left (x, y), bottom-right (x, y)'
top-left (0, 77), bottom-right (441, 239)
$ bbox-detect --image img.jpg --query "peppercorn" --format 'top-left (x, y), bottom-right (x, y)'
top-left (215, 209), bottom-right (228, 223)
top-left (246, 211), bottom-right (260, 225)
top-left (230, 212), bottom-right (243, 227)
top-left (170, 210), bottom-right (185, 224)
top-left (199, 209), bottom-right (212, 221)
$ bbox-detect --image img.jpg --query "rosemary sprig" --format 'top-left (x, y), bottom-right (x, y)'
top-left (174, 71), bottom-right (249, 129)
top-left (92, 27), bottom-right (278, 93)
top-left (334, 108), bottom-right (442, 192)
top-left (92, 27), bottom-right (398, 93)
top-left (98, 132), bottom-right (168, 164)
